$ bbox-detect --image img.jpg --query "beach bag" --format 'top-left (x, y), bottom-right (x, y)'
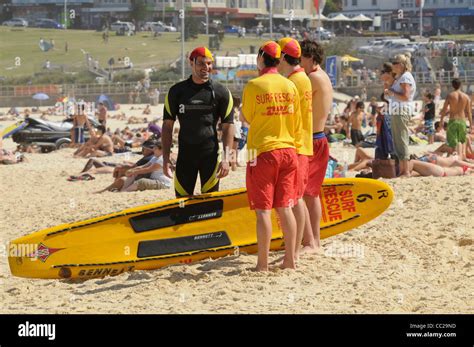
top-left (325, 157), bottom-right (339, 178)
top-left (372, 159), bottom-right (396, 179)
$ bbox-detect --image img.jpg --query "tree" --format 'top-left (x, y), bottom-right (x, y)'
top-left (323, 37), bottom-right (355, 57)
top-left (185, 17), bottom-right (200, 41)
top-left (323, 0), bottom-right (342, 16)
top-left (130, 0), bottom-right (151, 27)
top-left (0, 3), bottom-right (12, 23)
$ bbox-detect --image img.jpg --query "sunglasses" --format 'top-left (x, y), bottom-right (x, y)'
top-left (392, 62), bottom-right (401, 65)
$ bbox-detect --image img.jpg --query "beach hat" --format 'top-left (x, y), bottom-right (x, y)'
top-left (148, 123), bottom-right (162, 136)
top-left (259, 41), bottom-right (281, 59)
top-left (189, 47), bottom-right (214, 62)
top-left (142, 140), bottom-right (158, 149)
top-left (278, 37), bottom-right (301, 58)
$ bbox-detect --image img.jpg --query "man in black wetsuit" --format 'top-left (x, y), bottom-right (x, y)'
top-left (162, 47), bottom-right (235, 197)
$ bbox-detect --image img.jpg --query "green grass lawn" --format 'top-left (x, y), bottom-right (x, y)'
top-left (432, 34), bottom-right (474, 41)
top-left (0, 27), bottom-right (264, 79)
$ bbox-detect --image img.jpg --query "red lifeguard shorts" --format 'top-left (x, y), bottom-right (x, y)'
top-left (296, 154), bottom-right (310, 200)
top-left (246, 148), bottom-right (297, 210)
top-left (304, 135), bottom-right (329, 198)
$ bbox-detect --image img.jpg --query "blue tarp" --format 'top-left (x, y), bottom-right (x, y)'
top-left (96, 94), bottom-right (115, 111)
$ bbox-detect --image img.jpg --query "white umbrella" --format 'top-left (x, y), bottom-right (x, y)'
top-left (328, 14), bottom-right (351, 22)
top-left (351, 14), bottom-right (373, 22)
top-left (327, 14), bottom-right (351, 34)
top-left (312, 13), bottom-right (328, 21)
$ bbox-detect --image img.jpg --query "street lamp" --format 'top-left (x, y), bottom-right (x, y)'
top-left (205, 0), bottom-right (209, 35)
top-left (162, 0), bottom-right (165, 23)
top-left (269, 0), bottom-right (273, 39)
top-left (64, 0), bottom-right (67, 30)
top-left (180, 1), bottom-right (185, 80)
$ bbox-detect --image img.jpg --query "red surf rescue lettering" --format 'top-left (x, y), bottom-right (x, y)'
top-left (322, 187), bottom-right (356, 222)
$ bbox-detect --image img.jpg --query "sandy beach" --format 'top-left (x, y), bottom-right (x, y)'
top-left (0, 105), bottom-right (472, 314)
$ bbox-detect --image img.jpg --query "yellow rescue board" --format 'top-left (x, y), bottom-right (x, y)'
top-left (2, 121), bottom-right (27, 139)
top-left (8, 178), bottom-right (393, 279)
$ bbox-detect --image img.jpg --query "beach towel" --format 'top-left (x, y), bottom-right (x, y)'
top-left (375, 113), bottom-right (395, 160)
top-left (409, 134), bottom-right (428, 145)
top-left (67, 174), bottom-right (95, 182)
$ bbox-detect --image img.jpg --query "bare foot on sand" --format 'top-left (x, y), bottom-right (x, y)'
top-left (254, 266), bottom-right (269, 272)
top-left (270, 255), bottom-right (285, 265)
top-left (301, 245), bottom-right (321, 255)
top-left (279, 260), bottom-right (296, 270)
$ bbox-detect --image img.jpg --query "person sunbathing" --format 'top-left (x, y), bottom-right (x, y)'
top-left (96, 140), bottom-right (171, 193)
top-left (74, 125), bottom-right (113, 158)
top-left (0, 149), bottom-right (26, 164)
top-left (412, 153), bottom-right (474, 169)
top-left (409, 160), bottom-right (472, 177)
top-left (127, 116), bottom-right (148, 124)
top-left (434, 121), bottom-right (447, 143)
top-left (348, 147), bottom-right (374, 172)
top-left (142, 104), bottom-right (151, 115)
top-left (466, 135), bottom-right (474, 160)
top-left (69, 141), bottom-right (156, 181)
top-left (347, 148), bottom-right (473, 177)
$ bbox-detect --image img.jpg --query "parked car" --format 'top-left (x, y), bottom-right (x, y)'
top-left (385, 42), bottom-right (418, 57)
top-left (151, 21), bottom-right (177, 33)
top-left (312, 27), bottom-right (335, 40)
top-left (462, 43), bottom-right (474, 56)
top-left (357, 40), bottom-right (384, 54)
top-left (12, 117), bottom-right (100, 150)
top-left (110, 21), bottom-right (135, 33)
top-left (224, 25), bottom-right (239, 34)
top-left (143, 21), bottom-right (159, 31)
top-left (2, 18), bottom-right (28, 27)
top-left (34, 18), bottom-right (64, 29)
top-left (431, 40), bottom-right (456, 50)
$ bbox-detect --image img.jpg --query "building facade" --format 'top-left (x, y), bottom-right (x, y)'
top-left (10, 0), bottom-right (94, 28)
top-left (9, 0), bottom-right (320, 29)
top-left (342, 0), bottom-right (474, 33)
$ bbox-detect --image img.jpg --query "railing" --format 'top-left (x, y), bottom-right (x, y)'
top-left (0, 80), bottom-right (245, 98)
top-left (0, 70), bottom-right (472, 99)
top-left (339, 69), bottom-right (474, 88)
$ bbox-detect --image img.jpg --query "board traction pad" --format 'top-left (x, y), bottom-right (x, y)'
top-left (130, 200), bottom-right (224, 233)
top-left (137, 231), bottom-right (231, 258)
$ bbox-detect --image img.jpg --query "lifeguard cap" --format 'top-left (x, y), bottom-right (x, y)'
top-left (189, 47), bottom-right (214, 62)
top-left (259, 41), bottom-right (281, 59)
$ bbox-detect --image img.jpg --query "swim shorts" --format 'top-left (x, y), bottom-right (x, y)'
top-left (350, 129), bottom-right (364, 146)
top-left (305, 132), bottom-right (329, 198)
top-left (424, 119), bottom-right (435, 136)
top-left (74, 127), bottom-right (85, 144)
top-left (246, 147), bottom-right (297, 210)
top-left (447, 119), bottom-right (467, 148)
top-left (296, 154), bottom-right (310, 200)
